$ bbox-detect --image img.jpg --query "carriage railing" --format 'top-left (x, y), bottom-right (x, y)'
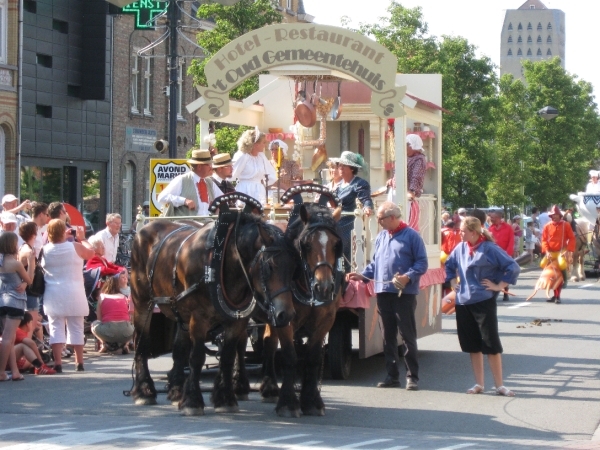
top-left (147, 193), bottom-right (438, 275)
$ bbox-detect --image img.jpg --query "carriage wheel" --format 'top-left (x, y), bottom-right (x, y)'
top-left (328, 316), bottom-right (352, 380)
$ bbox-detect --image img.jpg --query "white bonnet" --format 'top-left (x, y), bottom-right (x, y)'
top-left (589, 169), bottom-right (599, 178)
top-left (270, 139), bottom-right (288, 157)
top-left (406, 134), bottom-right (424, 152)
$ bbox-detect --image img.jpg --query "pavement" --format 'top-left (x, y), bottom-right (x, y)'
top-left (1, 265), bottom-right (600, 449)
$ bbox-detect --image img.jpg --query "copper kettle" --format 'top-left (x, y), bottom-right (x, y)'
top-left (295, 81), bottom-right (317, 128)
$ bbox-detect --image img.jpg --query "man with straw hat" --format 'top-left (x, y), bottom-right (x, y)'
top-left (211, 152), bottom-right (236, 195)
top-left (157, 149), bottom-right (223, 217)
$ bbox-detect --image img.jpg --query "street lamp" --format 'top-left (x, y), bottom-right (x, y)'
top-left (537, 106), bottom-right (559, 121)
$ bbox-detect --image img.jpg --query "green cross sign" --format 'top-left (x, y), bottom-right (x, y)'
top-left (121, 1), bottom-right (168, 30)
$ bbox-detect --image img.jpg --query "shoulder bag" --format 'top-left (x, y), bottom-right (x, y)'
top-left (26, 246), bottom-right (46, 297)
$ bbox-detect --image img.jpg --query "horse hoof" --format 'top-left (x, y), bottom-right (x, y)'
top-left (261, 396), bottom-right (279, 404)
top-left (134, 397), bottom-right (157, 406)
top-left (180, 407), bottom-right (204, 416)
top-left (236, 394), bottom-right (249, 401)
top-left (214, 405), bottom-right (240, 413)
top-left (302, 407), bottom-right (325, 416)
top-left (277, 408), bottom-right (300, 418)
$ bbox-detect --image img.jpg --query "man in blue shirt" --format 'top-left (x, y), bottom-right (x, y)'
top-left (347, 201), bottom-right (428, 389)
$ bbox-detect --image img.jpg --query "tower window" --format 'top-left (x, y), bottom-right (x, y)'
top-left (508, 49), bottom-right (513, 56)
top-left (508, 22), bottom-right (513, 30)
top-left (527, 22), bottom-right (532, 30)
top-left (517, 49), bottom-right (522, 56)
top-left (547, 23), bottom-right (552, 30)
top-left (517, 36), bottom-right (522, 43)
top-left (537, 48), bottom-right (542, 56)
top-left (508, 36), bottom-right (513, 43)
top-left (527, 48), bottom-right (532, 56)
top-left (537, 22), bottom-right (542, 30)
top-left (518, 23), bottom-right (522, 30)
top-left (527, 35), bottom-right (532, 43)
top-left (547, 35), bottom-right (552, 43)
top-left (537, 35), bottom-right (542, 43)
top-left (547, 49), bottom-right (552, 56)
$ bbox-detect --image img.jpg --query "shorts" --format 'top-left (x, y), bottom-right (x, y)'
top-left (525, 242), bottom-right (536, 250)
top-left (455, 296), bottom-right (503, 355)
top-left (26, 295), bottom-right (40, 311)
top-left (0, 306), bottom-right (25, 320)
top-left (91, 320), bottom-right (134, 344)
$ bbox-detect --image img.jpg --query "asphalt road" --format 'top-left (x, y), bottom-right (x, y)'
top-left (1, 266), bottom-right (600, 449)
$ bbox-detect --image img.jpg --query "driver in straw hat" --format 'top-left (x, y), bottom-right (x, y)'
top-left (157, 149), bottom-right (223, 217)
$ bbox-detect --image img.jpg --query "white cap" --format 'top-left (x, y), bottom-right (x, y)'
top-left (0, 212), bottom-right (18, 224)
top-left (143, 201), bottom-right (150, 207)
top-left (590, 170), bottom-right (600, 177)
top-left (1, 194), bottom-right (17, 204)
top-left (457, 208), bottom-right (467, 214)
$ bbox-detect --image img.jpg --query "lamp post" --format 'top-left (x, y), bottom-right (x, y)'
top-left (538, 106), bottom-right (559, 121)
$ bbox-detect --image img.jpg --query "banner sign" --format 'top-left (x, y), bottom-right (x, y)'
top-left (149, 159), bottom-right (191, 217)
top-left (194, 23), bottom-right (406, 120)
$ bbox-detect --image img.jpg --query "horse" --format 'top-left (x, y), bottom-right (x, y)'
top-left (129, 193), bottom-right (297, 416)
top-left (258, 186), bottom-right (344, 417)
top-left (566, 216), bottom-right (591, 282)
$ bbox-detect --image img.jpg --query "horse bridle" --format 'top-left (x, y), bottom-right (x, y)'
top-left (293, 221), bottom-right (344, 307)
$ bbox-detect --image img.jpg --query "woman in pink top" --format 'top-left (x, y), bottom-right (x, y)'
top-left (91, 270), bottom-right (134, 354)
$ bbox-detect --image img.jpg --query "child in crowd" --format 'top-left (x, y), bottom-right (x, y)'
top-left (0, 232), bottom-right (34, 381)
top-left (524, 221), bottom-right (540, 261)
top-left (14, 312), bottom-right (56, 375)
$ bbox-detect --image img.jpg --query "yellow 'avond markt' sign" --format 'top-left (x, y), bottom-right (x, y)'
top-left (194, 23), bottom-right (406, 120)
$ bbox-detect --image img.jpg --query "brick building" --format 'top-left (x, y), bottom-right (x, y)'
top-left (109, 3), bottom-right (202, 230)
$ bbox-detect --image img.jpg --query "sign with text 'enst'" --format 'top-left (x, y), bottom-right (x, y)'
top-left (149, 159), bottom-right (190, 217)
top-left (194, 23), bottom-right (406, 120)
top-left (121, 1), bottom-right (167, 30)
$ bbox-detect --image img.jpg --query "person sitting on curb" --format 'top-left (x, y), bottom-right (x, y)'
top-left (15, 312), bottom-right (55, 375)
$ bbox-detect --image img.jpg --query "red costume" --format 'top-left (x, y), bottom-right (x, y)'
top-left (85, 255), bottom-right (124, 278)
top-left (489, 222), bottom-right (514, 256)
top-left (441, 225), bottom-right (461, 255)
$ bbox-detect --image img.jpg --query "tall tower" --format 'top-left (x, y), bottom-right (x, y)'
top-left (500, 0), bottom-right (565, 81)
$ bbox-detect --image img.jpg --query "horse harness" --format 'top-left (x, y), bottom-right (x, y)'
top-left (146, 211), bottom-right (290, 327)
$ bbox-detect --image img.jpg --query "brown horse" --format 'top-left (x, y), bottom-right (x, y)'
top-left (130, 195), bottom-right (296, 416)
top-left (258, 188), bottom-right (343, 417)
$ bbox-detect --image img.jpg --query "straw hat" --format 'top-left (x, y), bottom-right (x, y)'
top-left (212, 153), bottom-right (233, 168)
top-left (186, 149), bottom-right (212, 165)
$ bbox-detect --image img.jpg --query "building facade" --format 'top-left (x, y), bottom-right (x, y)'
top-left (20, 0), bottom-right (111, 232)
top-left (500, 0), bottom-right (565, 81)
top-left (0, 0), bottom-right (20, 200)
top-left (109, 2), bottom-right (202, 231)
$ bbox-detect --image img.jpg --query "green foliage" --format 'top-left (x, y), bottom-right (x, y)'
top-left (188, 0), bottom-right (282, 100)
top-left (359, 4), bottom-right (498, 207)
top-left (191, 123), bottom-right (251, 159)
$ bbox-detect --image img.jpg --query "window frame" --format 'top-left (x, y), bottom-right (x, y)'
top-left (0, 0), bottom-right (7, 65)
top-left (131, 52), bottom-right (140, 114)
top-left (143, 57), bottom-right (152, 116)
top-left (177, 59), bottom-right (184, 120)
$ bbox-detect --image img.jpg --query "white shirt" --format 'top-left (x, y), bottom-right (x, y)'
top-left (94, 227), bottom-right (119, 263)
top-left (586, 181), bottom-right (600, 194)
top-left (538, 212), bottom-right (550, 230)
top-left (157, 172), bottom-right (223, 216)
top-left (33, 223), bottom-right (47, 258)
top-left (232, 152), bottom-right (276, 204)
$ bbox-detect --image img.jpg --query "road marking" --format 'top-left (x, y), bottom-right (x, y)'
top-left (339, 439), bottom-right (393, 448)
top-left (380, 446), bottom-right (409, 450)
top-left (435, 444), bottom-right (477, 450)
top-left (0, 423), bottom-right (73, 435)
top-left (259, 434), bottom-right (311, 443)
top-left (507, 302), bottom-right (532, 309)
top-left (579, 283), bottom-right (596, 288)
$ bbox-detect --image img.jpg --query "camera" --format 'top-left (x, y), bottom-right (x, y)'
top-left (69, 228), bottom-right (77, 237)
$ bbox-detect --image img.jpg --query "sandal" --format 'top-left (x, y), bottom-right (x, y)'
top-left (466, 384), bottom-right (484, 394)
top-left (12, 375), bottom-right (25, 381)
top-left (495, 386), bottom-right (515, 397)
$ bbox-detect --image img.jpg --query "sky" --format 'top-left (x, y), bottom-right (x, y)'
top-left (302, 0), bottom-right (600, 103)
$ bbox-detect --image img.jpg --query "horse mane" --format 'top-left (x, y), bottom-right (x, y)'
top-left (286, 204), bottom-right (338, 242)
top-left (234, 213), bottom-right (293, 260)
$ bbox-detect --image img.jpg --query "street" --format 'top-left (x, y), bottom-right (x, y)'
top-left (1, 268), bottom-right (600, 449)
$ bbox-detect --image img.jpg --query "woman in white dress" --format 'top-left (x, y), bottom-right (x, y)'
top-left (232, 128), bottom-right (276, 204)
top-left (42, 219), bottom-right (95, 373)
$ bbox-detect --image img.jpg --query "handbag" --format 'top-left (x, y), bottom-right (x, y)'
top-left (26, 246), bottom-right (46, 297)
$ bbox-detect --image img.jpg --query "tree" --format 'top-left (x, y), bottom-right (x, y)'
top-left (359, 3), bottom-right (498, 207)
top-left (189, 0), bottom-right (282, 100)
top-left (519, 58), bottom-right (600, 208)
